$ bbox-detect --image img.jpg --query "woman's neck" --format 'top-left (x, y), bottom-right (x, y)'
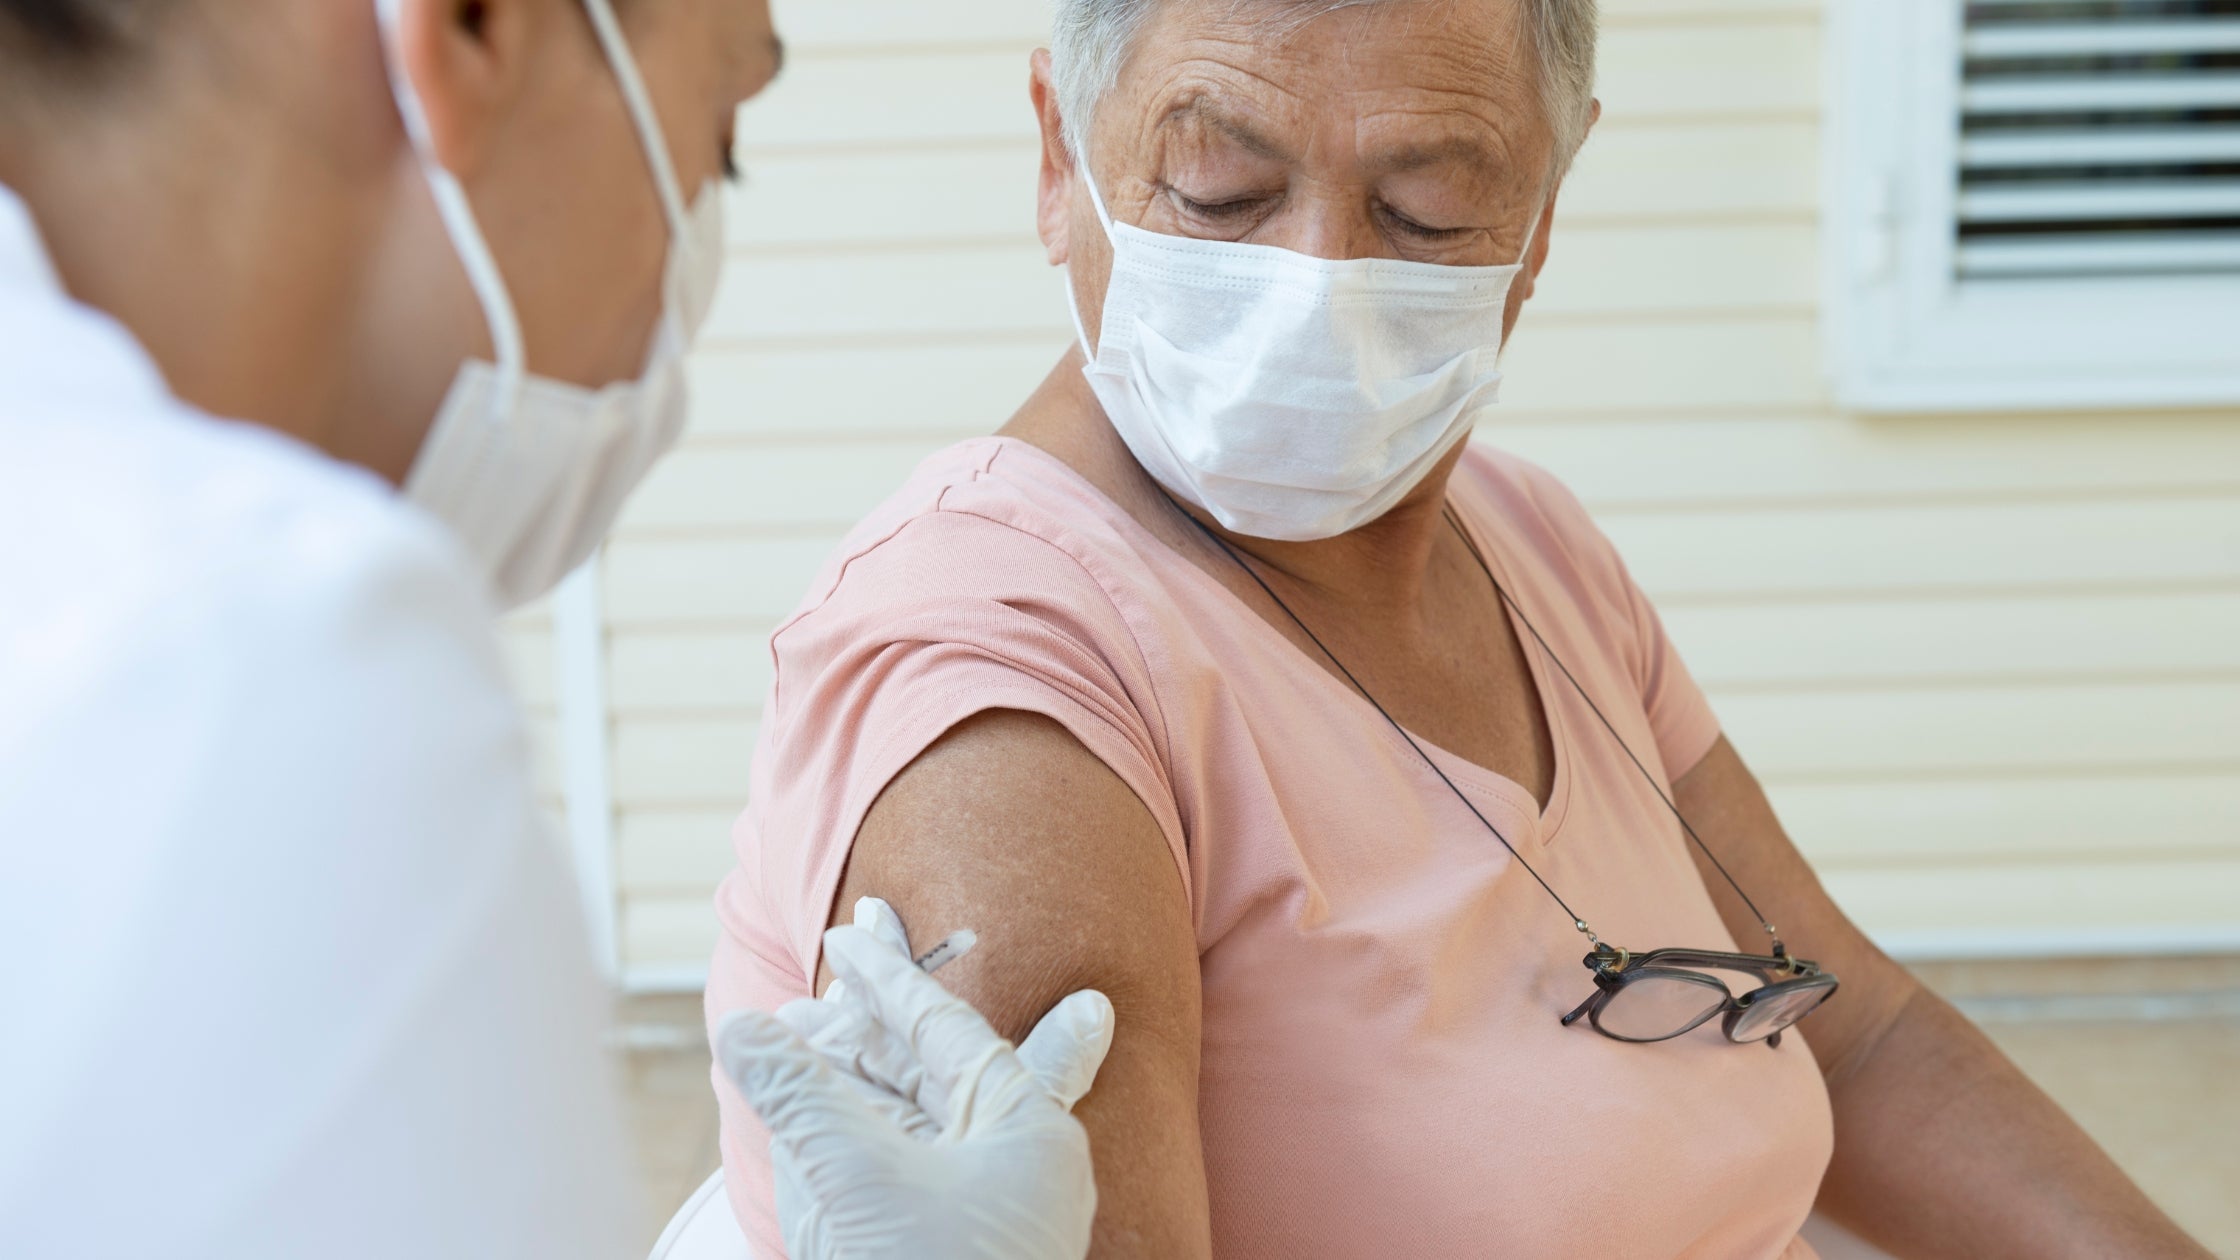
top-left (1001, 348), bottom-right (1464, 622)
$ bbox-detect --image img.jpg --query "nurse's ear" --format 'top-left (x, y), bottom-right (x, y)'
top-left (388, 0), bottom-right (542, 178)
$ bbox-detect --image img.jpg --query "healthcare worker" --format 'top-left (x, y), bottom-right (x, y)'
top-left (0, 1), bottom-right (1107, 1257)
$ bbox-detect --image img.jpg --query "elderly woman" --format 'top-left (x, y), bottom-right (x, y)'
top-left (707, 2), bottom-right (2206, 1257)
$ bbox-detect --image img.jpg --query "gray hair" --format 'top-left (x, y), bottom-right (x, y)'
top-left (1050, 0), bottom-right (1598, 178)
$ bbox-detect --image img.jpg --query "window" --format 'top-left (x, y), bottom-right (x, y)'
top-left (1825, 0), bottom-right (2240, 411)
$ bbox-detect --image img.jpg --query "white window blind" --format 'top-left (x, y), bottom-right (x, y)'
top-left (1827, 0), bottom-right (2240, 411)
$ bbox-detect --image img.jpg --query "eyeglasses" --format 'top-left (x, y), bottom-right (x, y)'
top-left (1561, 946), bottom-right (1839, 1049)
top-left (1167, 493), bottom-right (1846, 1051)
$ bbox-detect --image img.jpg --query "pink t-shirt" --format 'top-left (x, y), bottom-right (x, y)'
top-left (708, 437), bottom-right (1834, 1259)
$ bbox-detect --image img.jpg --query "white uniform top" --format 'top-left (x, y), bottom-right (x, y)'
top-left (0, 186), bottom-right (636, 1260)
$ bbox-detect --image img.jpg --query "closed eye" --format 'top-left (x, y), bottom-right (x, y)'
top-left (1169, 189), bottom-right (1275, 223)
top-left (1377, 204), bottom-right (1470, 242)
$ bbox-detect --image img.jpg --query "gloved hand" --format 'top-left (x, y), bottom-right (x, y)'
top-left (716, 902), bottom-right (1115, 1260)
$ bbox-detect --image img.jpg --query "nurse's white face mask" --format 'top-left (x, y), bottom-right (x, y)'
top-left (1069, 165), bottom-right (1540, 542)
top-left (376, 0), bottom-right (726, 608)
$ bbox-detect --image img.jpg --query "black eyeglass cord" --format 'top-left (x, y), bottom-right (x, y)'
top-left (1438, 506), bottom-right (1783, 954)
top-left (1157, 486), bottom-right (1782, 956)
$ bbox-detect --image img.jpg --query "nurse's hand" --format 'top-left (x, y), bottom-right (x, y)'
top-left (716, 913), bottom-right (1114, 1260)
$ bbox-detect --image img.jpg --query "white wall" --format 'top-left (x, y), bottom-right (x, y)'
top-left (508, 0), bottom-right (2240, 985)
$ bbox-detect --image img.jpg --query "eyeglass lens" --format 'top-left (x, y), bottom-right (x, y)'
top-left (1729, 981), bottom-right (1835, 1042)
top-left (1596, 974), bottom-right (1726, 1041)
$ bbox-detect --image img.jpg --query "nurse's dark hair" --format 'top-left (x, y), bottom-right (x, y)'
top-left (0, 0), bottom-right (148, 67)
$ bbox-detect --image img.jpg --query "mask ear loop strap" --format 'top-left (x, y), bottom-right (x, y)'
top-left (1064, 158), bottom-right (1119, 363)
top-left (1514, 190), bottom-right (1548, 268)
top-left (580, 0), bottom-right (693, 244)
top-left (377, 1), bottom-right (525, 417)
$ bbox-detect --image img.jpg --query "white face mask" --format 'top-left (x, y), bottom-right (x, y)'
top-left (377, 0), bottom-right (726, 608)
top-left (1069, 167), bottom-right (1538, 542)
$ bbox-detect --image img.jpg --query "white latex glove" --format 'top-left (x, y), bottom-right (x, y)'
top-left (717, 905), bottom-right (1115, 1260)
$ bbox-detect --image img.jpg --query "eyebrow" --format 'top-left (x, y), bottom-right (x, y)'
top-left (1367, 135), bottom-right (1506, 181)
top-left (1161, 96), bottom-right (1293, 163)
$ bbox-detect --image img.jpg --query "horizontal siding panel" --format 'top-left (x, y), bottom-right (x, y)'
top-left (707, 224), bottom-right (1814, 345)
top-left (1605, 496), bottom-right (2240, 600)
top-left (613, 718), bottom-right (759, 808)
top-left (1720, 681), bottom-right (2240, 779)
top-left (705, 242), bottom-right (1062, 345)
top-left (1561, 121), bottom-right (1818, 222)
top-left (1492, 413), bottom-right (2240, 506)
top-left (1824, 860), bottom-right (2240, 945)
top-left (770, 0), bottom-right (1049, 48)
top-left (1500, 316), bottom-right (1827, 412)
top-left (738, 51), bottom-right (1033, 152)
top-left (1772, 773), bottom-right (2240, 867)
top-left (1670, 591), bottom-right (2240, 689)
top-left (605, 536), bottom-right (837, 625)
top-left (620, 809), bottom-right (741, 894)
top-left (617, 440), bottom-right (938, 535)
top-left (610, 630), bottom-right (776, 714)
top-left (1526, 222), bottom-right (1819, 313)
top-left (687, 341), bottom-right (1061, 439)
top-left (731, 144), bottom-right (1041, 248)
top-left (1596, 21), bottom-right (1820, 121)
top-left (623, 897), bottom-right (723, 972)
top-left (1602, 0), bottom-right (1818, 16)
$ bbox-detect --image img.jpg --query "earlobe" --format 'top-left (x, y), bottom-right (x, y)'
top-left (390, 0), bottom-right (534, 178)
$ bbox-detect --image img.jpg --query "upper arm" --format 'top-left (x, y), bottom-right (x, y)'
top-left (1671, 736), bottom-right (1919, 1082)
top-left (827, 708), bottom-right (1212, 1260)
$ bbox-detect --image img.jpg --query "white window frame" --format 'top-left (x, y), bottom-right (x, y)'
top-left (1823, 0), bottom-right (2240, 413)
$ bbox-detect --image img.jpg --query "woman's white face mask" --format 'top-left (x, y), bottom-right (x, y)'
top-left (1068, 165), bottom-right (1539, 542)
top-left (376, 0), bottom-right (726, 609)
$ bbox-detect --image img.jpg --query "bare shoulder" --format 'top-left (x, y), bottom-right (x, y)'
top-left (831, 708), bottom-right (1213, 1258)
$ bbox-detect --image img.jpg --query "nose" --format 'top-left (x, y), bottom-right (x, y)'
top-left (1264, 183), bottom-right (1397, 262)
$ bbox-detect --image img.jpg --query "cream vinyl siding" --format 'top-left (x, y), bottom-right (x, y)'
top-left (533, 0), bottom-right (2240, 983)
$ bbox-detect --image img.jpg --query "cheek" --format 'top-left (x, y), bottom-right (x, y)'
top-left (519, 91), bottom-right (670, 384)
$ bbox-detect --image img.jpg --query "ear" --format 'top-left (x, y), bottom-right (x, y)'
top-left (391, 0), bottom-right (540, 177)
top-left (1030, 49), bottom-right (1075, 266)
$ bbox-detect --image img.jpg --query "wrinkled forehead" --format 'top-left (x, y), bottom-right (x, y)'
top-left (1100, 0), bottom-right (1555, 179)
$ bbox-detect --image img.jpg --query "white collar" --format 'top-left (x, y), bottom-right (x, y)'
top-left (0, 182), bottom-right (64, 295)
top-left (0, 181), bottom-right (175, 412)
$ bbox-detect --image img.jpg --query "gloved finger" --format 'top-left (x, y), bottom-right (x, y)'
top-left (822, 923), bottom-right (1043, 1123)
top-left (777, 996), bottom-right (944, 1121)
top-left (773, 1000), bottom-right (947, 1140)
top-left (1015, 989), bottom-right (1116, 1111)
top-left (773, 995), bottom-right (864, 1050)
top-left (852, 896), bottom-right (914, 957)
top-left (818, 897), bottom-right (913, 1008)
top-left (714, 1009), bottom-right (877, 1143)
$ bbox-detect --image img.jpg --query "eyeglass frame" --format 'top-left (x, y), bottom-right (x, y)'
top-left (1560, 945), bottom-right (1838, 1049)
